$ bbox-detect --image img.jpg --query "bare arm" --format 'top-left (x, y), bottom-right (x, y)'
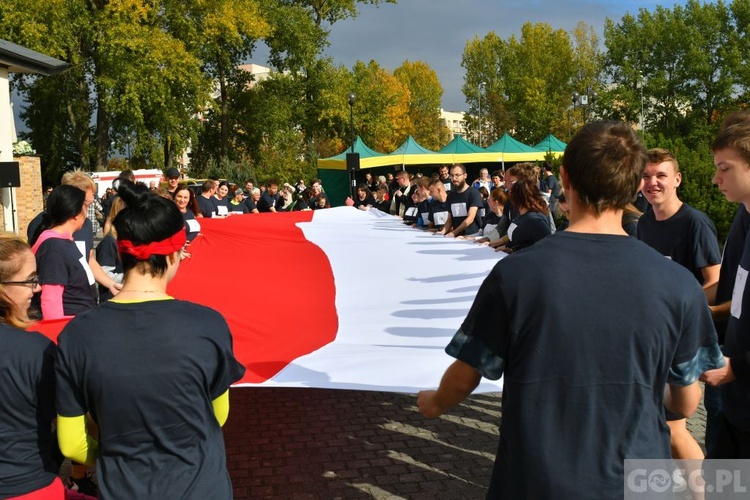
top-left (417, 360), bottom-right (482, 418)
top-left (448, 206), bottom-right (478, 237)
top-left (700, 264), bottom-right (721, 295)
top-left (664, 382), bottom-right (702, 418)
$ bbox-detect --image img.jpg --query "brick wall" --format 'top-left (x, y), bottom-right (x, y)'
top-left (0, 156), bottom-right (43, 239)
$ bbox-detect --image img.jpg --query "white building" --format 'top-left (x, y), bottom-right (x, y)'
top-left (439, 108), bottom-right (467, 138)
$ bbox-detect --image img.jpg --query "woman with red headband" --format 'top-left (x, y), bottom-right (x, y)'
top-left (54, 181), bottom-right (245, 499)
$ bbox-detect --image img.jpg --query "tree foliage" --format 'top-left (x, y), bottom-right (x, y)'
top-left (394, 60), bottom-right (445, 150)
top-left (461, 22), bottom-right (599, 145)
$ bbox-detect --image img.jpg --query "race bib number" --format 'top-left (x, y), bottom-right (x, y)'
top-left (507, 222), bottom-right (518, 241)
top-left (483, 223), bottom-right (497, 236)
top-left (75, 241), bottom-right (96, 285)
top-left (405, 206), bottom-right (418, 217)
top-left (187, 219), bottom-right (201, 233)
top-left (479, 208), bottom-right (486, 218)
top-left (217, 205), bottom-right (228, 216)
top-left (433, 211), bottom-right (448, 225)
top-left (421, 213), bottom-right (430, 225)
top-left (731, 266), bottom-right (748, 319)
top-left (451, 202), bottom-right (468, 217)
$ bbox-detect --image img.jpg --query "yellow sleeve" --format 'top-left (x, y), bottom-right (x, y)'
top-left (212, 390), bottom-right (230, 427)
top-left (57, 415), bottom-right (98, 466)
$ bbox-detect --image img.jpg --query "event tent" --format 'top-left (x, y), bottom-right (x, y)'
top-left (317, 136), bottom-right (393, 170)
top-left (387, 135), bottom-right (453, 166)
top-left (437, 134), bottom-right (503, 164)
top-left (485, 133), bottom-right (548, 164)
top-left (534, 134), bottom-right (567, 154)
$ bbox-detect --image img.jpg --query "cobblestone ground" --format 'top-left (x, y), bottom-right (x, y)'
top-left (223, 387), bottom-right (709, 499)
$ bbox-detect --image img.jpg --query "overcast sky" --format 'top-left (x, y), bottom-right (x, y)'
top-left (252, 0), bottom-right (686, 111)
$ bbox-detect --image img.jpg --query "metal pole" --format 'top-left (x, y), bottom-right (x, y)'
top-left (478, 87), bottom-right (482, 147)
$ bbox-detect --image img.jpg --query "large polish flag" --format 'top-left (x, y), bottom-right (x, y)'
top-left (37, 208), bottom-right (505, 393)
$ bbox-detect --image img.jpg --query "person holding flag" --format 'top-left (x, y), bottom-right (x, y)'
top-left (55, 181), bottom-right (245, 498)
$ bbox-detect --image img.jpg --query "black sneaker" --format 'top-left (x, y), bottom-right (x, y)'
top-left (67, 473), bottom-right (98, 498)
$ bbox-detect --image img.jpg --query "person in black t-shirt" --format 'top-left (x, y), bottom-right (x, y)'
top-left (419, 121), bottom-right (722, 498)
top-left (490, 179), bottom-right (551, 253)
top-left (637, 148), bottom-right (722, 462)
top-left (0, 234), bottom-right (63, 499)
top-left (244, 188), bottom-right (261, 213)
top-left (196, 180), bottom-right (218, 218)
top-left (96, 197), bottom-right (125, 302)
top-left (228, 188), bottom-right (249, 214)
top-left (701, 119), bottom-right (750, 460)
top-left (29, 185), bottom-right (97, 319)
top-left (437, 165), bottom-right (452, 193)
top-left (427, 179), bottom-right (450, 231)
top-left (353, 184), bottom-right (376, 210)
top-left (374, 185), bottom-right (391, 214)
top-left (257, 180), bottom-right (281, 213)
top-left (56, 181), bottom-right (245, 499)
top-left (440, 164), bottom-right (483, 237)
top-left (212, 182), bottom-right (230, 217)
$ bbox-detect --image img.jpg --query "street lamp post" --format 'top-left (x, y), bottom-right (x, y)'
top-left (347, 92), bottom-right (358, 199)
top-left (478, 82), bottom-right (485, 147)
top-left (571, 89), bottom-right (598, 125)
top-left (639, 73), bottom-right (645, 136)
top-left (125, 135), bottom-right (132, 164)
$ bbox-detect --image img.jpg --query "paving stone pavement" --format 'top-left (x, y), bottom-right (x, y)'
top-left (223, 387), bottom-right (709, 499)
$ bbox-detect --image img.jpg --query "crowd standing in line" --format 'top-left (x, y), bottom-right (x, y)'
top-left (5, 113), bottom-right (750, 498)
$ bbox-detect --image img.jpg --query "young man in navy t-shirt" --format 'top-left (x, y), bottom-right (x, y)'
top-left (702, 121), bottom-right (750, 459)
top-left (418, 121), bottom-right (724, 498)
top-left (440, 164), bottom-right (483, 237)
top-left (637, 147), bottom-right (722, 462)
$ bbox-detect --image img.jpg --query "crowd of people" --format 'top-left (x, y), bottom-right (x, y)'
top-left (4, 113), bottom-right (750, 498)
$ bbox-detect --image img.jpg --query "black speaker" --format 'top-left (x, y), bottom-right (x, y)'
top-left (0, 162), bottom-right (21, 188)
top-left (346, 152), bottom-right (360, 172)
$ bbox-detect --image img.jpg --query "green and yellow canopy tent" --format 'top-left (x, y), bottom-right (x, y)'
top-left (437, 134), bottom-right (503, 163)
top-left (533, 134), bottom-right (567, 156)
top-left (317, 136), bottom-right (393, 170)
top-left (387, 135), bottom-right (454, 167)
top-left (484, 133), bottom-right (548, 168)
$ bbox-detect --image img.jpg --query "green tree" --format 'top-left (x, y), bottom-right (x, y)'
top-left (394, 60), bottom-right (444, 150)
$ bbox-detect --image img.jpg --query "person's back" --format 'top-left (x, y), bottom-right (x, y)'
top-left (478, 232), bottom-right (713, 497)
top-left (57, 300), bottom-right (237, 498)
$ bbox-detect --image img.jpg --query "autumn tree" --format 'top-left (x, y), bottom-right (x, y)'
top-left (394, 60), bottom-right (444, 150)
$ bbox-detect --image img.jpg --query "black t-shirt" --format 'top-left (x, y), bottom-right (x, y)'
top-left (228, 200), bottom-right (249, 214)
top-left (182, 210), bottom-right (200, 243)
top-left (196, 195), bottom-right (216, 218)
top-left (637, 203), bottom-right (721, 285)
top-left (257, 192), bottom-right (279, 212)
top-left (95, 234), bottom-right (123, 302)
top-left (447, 186), bottom-right (483, 235)
top-left (503, 199), bottom-right (519, 222)
top-left (0, 325), bottom-right (58, 497)
top-left (417, 199), bottom-right (432, 228)
top-left (293, 199), bottom-right (309, 211)
top-left (428, 199), bottom-right (450, 229)
top-left (507, 211), bottom-right (551, 251)
top-left (721, 216), bottom-right (750, 432)
top-left (715, 207), bottom-right (750, 342)
top-left (447, 232), bottom-right (721, 498)
top-left (212, 197), bottom-right (230, 217)
top-left (55, 299), bottom-right (246, 499)
top-left (35, 237), bottom-right (97, 317)
top-left (353, 194), bottom-right (376, 210)
top-left (375, 199), bottom-right (390, 214)
top-left (244, 198), bottom-right (258, 213)
top-left (482, 210), bottom-right (502, 234)
top-left (28, 213), bottom-right (94, 259)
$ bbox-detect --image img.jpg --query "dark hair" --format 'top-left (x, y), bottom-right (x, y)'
top-left (478, 186), bottom-right (490, 199)
top-left (712, 122), bottom-right (750, 165)
top-left (510, 179), bottom-right (549, 216)
top-left (562, 121), bottom-right (646, 214)
top-left (30, 185), bottom-right (86, 246)
top-left (114, 181), bottom-right (185, 277)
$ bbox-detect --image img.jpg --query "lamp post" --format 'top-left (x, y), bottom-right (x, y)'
top-left (639, 73), bottom-right (645, 136)
top-left (571, 89), bottom-right (598, 125)
top-left (348, 92), bottom-right (356, 152)
top-left (478, 82), bottom-right (485, 147)
top-left (346, 92), bottom-right (358, 199)
top-left (125, 135), bottom-right (132, 164)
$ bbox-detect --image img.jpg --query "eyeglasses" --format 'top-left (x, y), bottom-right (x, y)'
top-left (2, 278), bottom-right (40, 289)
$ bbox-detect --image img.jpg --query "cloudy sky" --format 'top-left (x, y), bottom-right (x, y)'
top-left (253, 0), bottom-right (687, 111)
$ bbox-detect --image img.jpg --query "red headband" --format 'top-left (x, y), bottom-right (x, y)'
top-left (118, 230), bottom-right (186, 260)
